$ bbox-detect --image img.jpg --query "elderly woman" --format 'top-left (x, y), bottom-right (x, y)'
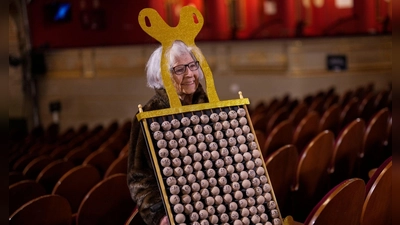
top-left (127, 40), bottom-right (209, 225)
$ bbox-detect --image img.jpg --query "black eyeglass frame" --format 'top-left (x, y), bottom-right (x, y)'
top-left (171, 61), bottom-right (200, 75)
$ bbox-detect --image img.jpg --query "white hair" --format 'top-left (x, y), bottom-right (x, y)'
top-left (146, 40), bottom-right (204, 89)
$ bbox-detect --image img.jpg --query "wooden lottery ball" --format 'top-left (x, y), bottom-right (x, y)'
top-left (222, 184), bottom-right (232, 194)
top-left (263, 183), bottom-right (271, 193)
top-left (184, 203), bottom-right (193, 213)
top-left (211, 151), bottom-right (220, 160)
top-left (273, 218), bottom-right (282, 225)
top-left (207, 169), bottom-right (216, 178)
top-left (208, 177), bottom-right (217, 187)
top-left (248, 169), bottom-right (256, 179)
top-left (246, 161), bottom-right (255, 170)
top-left (182, 185), bottom-right (191, 194)
top-left (168, 139), bottom-right (178, 149)
top-left (241, 217), bottom-right (250, 225)
top-left (252, 149), bottom-right (261, 158)
top-left (200, 114), bottom-right (209, 124)
top-left (210, 186), bottom-right (219, 196)
top-left (177, 176), bottom-right (187, 185)
top-left (231, 181), bottom-right (242, 194)
top-left (175, 213), bottom-right (185, 223)
top-left (171, 118), bottom-right (180, 129)
top-left (242, 179), bottom-right (251, 189)
top-left (230, 119), bottom-right (239, 128)
top-left (220, 148), bottom-right (229, 157)
top-left (150, 122), bottom-right (160, 131)
top-left (249, 141), bottom-right (257, 150)
top-left (192, 192), bottom-right (201, 202)
top-left (254, 187), bottom-right (263, 196)
top-left (205, 196), bottom-right (214, 206)
top-left (229, 202), bottom-right (238, 211)
top-left (153, 131), bottom-right (163, 140)
top-left (226, 164), bottom-right (235, 174)
top-left (235, 162), bottom-right (244, 172)
top-left (193, 124), bottom-right (203, 134)
top-left (242, 125), bottom-right (250, 134)
top-left (190, 212), bottom-right (199, 222)
top-left (203, 160), bottom-right (213, 169)
top-left (157, 139), bottom-right (167, 149)
top-left (246, 188), bottom-right (255, 197)
top-left (266, 222), bottom-right (273, 225)
top-left (248, 205), bottom-right (257, 215)
top-left (183, 155), bottom-right (192, 165)
top-left (163, 167), bottom-right (173, 176)
top-left (257, 204), bottom-right (266, 213)
top-left (270, 209), bottom-right (279, 218)
top-left (223, 193), bottom-right (233, 204)
top-left (208, 142), bottom-right (218, 151)
top-left (239, 144), bottom-right (248, 153)
top-left (246, 133), bottom-right (254, 142)
top-left (230, 146), bottom-right (239, 155)
top-left (228, 110), bottom-right (238, 119)
top-left (174, 167), bottom-right (183, 176)
top-left (205, 134), bottom-right (214, 143)
top-left (236, 135), bottom-right (246, 144)
top-left (190, 115), bottom-right (200, 125)
top-left (178, 138), bottom-right (187, 147)
top-left (220, 213), bottom-right (229, 223)
top-left (161, 121), bottom-right (171, 131)
top-left (252, 177), bottom-right (261, 187)
top-left (264, 192), bottom-right (272, 201)
top-left (170, 148), bottom-right (180, 158)
top-left (251, 215), bottom-right (260, 224)
top-left (260, 213), bottom-right (269, 223)
top-left (199, 209), bottom-right (208, 219)
top-left (200, 179), bottom-right (209, 189)
top-left (256, 166), bottom-right (265, 176)
top-left (188, 136), bottom-right (197, 145)
top-left (203, 124), bottom-right (212, 134)
top-left (218, 177), bottom-right (228, 186)
top-left (200, 219), bottom-right (209, 225)
top-left (240, 171), bottom-right (249, 180)
top-left (166, 177), bottom-right (176, 186)
top-left (225, 129), bottom-right (234, 138)
top-left (230, 211), bottom-right (239, 221)
top-left (193, 152), bottom-right (202, 162)
top-left (210, 113), bottom-right (219, 122)
top-left (214, 130), bottom-right (224, 140)
top-left (214, 195), bottom-right (223, 204)
top-left (218, 168), bottom-right (227, 177)
top-left (267, 201), bottom-right (277, 210)
top-left (174, 129), bottom-right (183, 139)
top-left (260, 175), bottom-right (268, 184)
top-left (237, 108), bottom-right (246, 117)
top-left (230, 173), bottom-right (239, 182)
top-left (164, 131), bottom-right (174, 140)
top-left (209, 215), bottom-right (218, 224)
top-left (158, 148), bottom-right (169, 158)
top-left (234, 190), bottom-right (243, 200)
top-left (160, 158), bottom-right (171, 167)
top-left (174, 203), bottom-right (184, 213)
top-left (228, 137), bottom-right (237, 146)
top-left (218, 139), bottom-right (228, 148)
top-left (238, 199), bottom-right (248, 209)
top-left (224, 156), bottom-right (233, 165)
top-left (184, 165), bottom-right (193, 174)
top-left (243, 152), bottom-right (252, 161)
top-left (234, 154), bottom-right (244, 163)
top-left (206, 206), bottom-right (215, 215)
top-left (195, 171), bottom-right (205, 180)
top-left (202, 151), bottom-right (211, 160)
top-left (239, 117), bottom-right (248, 126)
top-left (179, 147), bottom-right (188, 156)
top-left (214, 159), bottom-right (224, 168)
top-left (195, 201), bottom-right (204, 211)
top-left (198, 142), bottom-right (207, 151)
top-left (181, 117), bottom-right (190, 126)
top-left (169, 194), bottom-right (180, 204)
top-left (234, 127), bottom-right (243, 136)
top-left (196, 133), bottom-right (205, 142)
top-left (222, 121), bottom-right (230, 130)
top-left (213, 122), bottom-right (223, 131)
top-left (184, 127), bottom-right (193, 137)
top-left (217, 204), bottom-right (226, 214)
top-left (219, 111), bottom-right (228, 120)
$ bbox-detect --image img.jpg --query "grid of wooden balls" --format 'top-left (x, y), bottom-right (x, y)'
top-left (147, 106), bottom-right (282, 225)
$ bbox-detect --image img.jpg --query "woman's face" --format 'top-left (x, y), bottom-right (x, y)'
top-left (171, 52), bottom-right (199, 98)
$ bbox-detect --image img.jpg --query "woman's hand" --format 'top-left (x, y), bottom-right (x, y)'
top-left (159, 216), bottom-right (170, 225)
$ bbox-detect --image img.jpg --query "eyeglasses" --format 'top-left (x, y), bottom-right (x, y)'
top-left (171, 61), bottom-right (200, 75)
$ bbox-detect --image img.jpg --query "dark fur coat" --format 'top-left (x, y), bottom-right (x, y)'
top-left (127, 84), bottom-right (209, 225)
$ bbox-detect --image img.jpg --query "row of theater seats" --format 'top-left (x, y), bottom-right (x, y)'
top-left (248, 84), bottom-right (391, 222)
top-left (9, 120), bottom-right (144, 224)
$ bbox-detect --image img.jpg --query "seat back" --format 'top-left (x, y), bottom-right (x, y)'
top-left (9, 194), bottom-right (72, 225)
top-left (124, 206), bottom-right (146, 225)
top-left (9, 180), bottom-right (46, 216)
top-left (83, 149), bottom-right (116, 178)
top-left (262, 120), bottom-right (294, 158)
top-left (76, 174), bottom-right (135, 225)
top-left (360, 157), bottom-right (392, 225)
top-left (288, 102), bottom-right (308, 128)
top-left (52, 165), bottom-right (101, 213)
top-left (104, 154), bottom-right (128, 178)
top-left (22, 155), bottom-right (54, 180)
top-left (36, 159), bottom-right (75, 193)
top-left (265, 107), bottom-right (290, 133)
top-left (319, 104), bottom-right (341, 136)
top-left (293, 111), bottom-right (320, 153)
top-left (304, 178), bottom-right (365, 225)
top-left (340, 97), bottom-right (360, 129)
